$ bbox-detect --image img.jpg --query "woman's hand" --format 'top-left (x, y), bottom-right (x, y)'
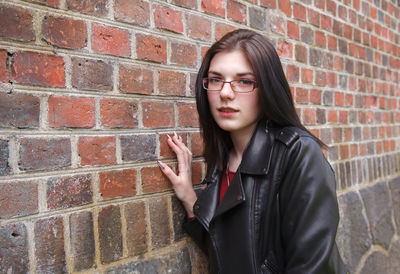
top-left (158, 132), bottom-right (197, 218)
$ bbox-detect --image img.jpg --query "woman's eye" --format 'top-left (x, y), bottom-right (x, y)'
top-left (209, 78), bottom-right (221, 83)
top-left (239, 79), bottom-right (254, 85)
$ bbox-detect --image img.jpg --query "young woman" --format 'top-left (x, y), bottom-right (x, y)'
top-left (158, 29), bottom-right (346, 274)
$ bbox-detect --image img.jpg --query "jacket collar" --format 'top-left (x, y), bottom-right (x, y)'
top-left (194, 121), bottom-right (275, 229)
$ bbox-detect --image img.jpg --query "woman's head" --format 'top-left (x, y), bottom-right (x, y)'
top-left (196, 29), bottom-right (320, 169)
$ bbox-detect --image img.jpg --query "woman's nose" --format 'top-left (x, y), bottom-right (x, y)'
top-left (219, 82), bottom-right (235, 100)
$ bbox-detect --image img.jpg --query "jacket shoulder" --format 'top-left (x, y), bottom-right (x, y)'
top-left (275, 126), bottom-right (314, 147)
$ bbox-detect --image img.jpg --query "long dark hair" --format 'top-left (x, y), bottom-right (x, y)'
top-left (196, 29), bottom-right (324, 172)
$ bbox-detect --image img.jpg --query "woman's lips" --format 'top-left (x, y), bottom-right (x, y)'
top-left (218, 107), bottom-right (238, 117)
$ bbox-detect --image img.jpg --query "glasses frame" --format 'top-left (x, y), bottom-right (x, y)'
top-left (202, 78), bottom-right (257, 93)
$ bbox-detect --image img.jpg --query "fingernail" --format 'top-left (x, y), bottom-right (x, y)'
top-left (167, 134), bottom-right (172, 141)
top-left (157, 161), bottom-right (165, 169)
top-left (179, 135), bottom-right (183, 141)
top-left (174, 131), bottom-right (178, 139)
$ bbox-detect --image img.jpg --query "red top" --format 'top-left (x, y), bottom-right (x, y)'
top-left (219, 168), bottom-right (236, 203)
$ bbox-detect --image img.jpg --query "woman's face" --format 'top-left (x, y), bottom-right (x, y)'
top-left (207, 50), bottom-right (260, 137)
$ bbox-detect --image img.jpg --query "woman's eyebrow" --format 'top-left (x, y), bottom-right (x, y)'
top-left (208, 70), bottom-right (255, 77)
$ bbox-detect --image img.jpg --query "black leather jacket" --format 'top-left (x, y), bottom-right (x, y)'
top-left (183, 122), bottom-right (346, 274)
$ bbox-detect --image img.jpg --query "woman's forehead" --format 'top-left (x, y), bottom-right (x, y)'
top-left (208, 50), bottom-right (254, 75)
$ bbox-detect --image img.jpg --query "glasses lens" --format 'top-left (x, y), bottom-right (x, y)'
top-left (203, 78), bottom-right (222, 91)
top-left (231, 80), bottom-right (255, 92)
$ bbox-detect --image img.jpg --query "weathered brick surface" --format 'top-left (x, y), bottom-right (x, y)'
top-left (98, 205), bottom-right (122, 263)
top-left (227, 0), bottom-right (247, 24)
top-left (191, 132), bottom-right (204, 157)
top-left (0, 5), bottom-right (35, 42)
top-left (34, 0), bottom-right (59, 7)
top-left (178, 102), bottom-right (200, 127)
top-left (12, 51), bottom-right (65, 87)
top-left (34, 217), bottom-right (66, 273)
top-left (0, 49), bottom-right (7, 82)
top-left (171, 196), bottom-right (186, 241)
top-left (114, 0), bottom-right (150, 27)
top-left (154, 4), bottom-right (184, 34)
top-left (47, 174), bottom-right (92, 209)
top-left (100, 169), bottom-right (136, 199)
top-left (141, 166), bottom-right (172, 194)
top-left (66, 0), bottom-right (107, 16)
top-left (71, 58), bottom-right (113, 91)
top-left (136, 34), bottom-right (167, 63)
top-left (186, 14), bottom-right (211, 41)
top-left (142, 101), bottom-right (175, 128)
top-left (78, 136), bottom-right (116, 166)
top-left (121, 134), bottom-right (156, 162)
top-left (149, 196), bottom-right (171, 248)
top-left (0, 223), bottom-right (29, 273)
top-left (359, 250), bottom-right (389, 274)
top-left (19, 138), bottom-right (71, 171)
top-left (0, 181), bottom-right (38, 218)
top-left (125, 201), bottom-right (148, 256)
top-left (249, 7), bottom-right (266, 30)
top-left (159, 133), bottom-right (188, 159)
top-left (48, 96), bottom-right (95, 128)
top-left (100, 98), bottom-right (138, 128)
top-left (70, 211), bottom-right (95, 271)
top-left (0, 139), bottom-right (10, 175)
top-left (119, 65), bottom-right (153, 94)
top-left (92, 24), bottom-right (131, 57)
top-left (158, 70), bottom-right (186, 96)
top-left (202, 0), bottom-right (225, 17)
top-left (215, 22), bottom-right (236, 41)
top-left (171, 42), bottom-right (197, 67)
top-left (389, 177), bottom-right (400, 231)
top-left (0, 93), bottom-right (40, 128)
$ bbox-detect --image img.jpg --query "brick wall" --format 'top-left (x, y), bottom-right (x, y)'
top-left (0, 0), bottom-right (399, 273)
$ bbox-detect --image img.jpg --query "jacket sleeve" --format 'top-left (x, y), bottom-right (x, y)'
top-left (278, 135), bottom-right (345, 274)
top-left (182, 216), bottom-right (209, 255)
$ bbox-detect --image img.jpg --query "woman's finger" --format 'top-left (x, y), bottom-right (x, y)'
top-left (157, 161), bottom-right (178, 184)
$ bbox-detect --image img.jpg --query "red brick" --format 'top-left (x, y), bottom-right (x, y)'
top-left (71, 58), bottom-right (113, 91)
top-left (315, 71), bottom-right (327, 86)
top-left (0, 6), bottom-right (35, 42)
top-left (260, 0), bottom-right (276, 9)
top-left (191, 132), bottom-right (204, 157)
top-left (100, 169), bottom-right (136, 199)
top-left (227, 0), bottom-right (246, 24)
top-left (279, 0), bottom-right (292, 16)
top-left (339, 111), bottom-right (348, 124)
top-left (339, 144), bottom-right (349, 159)
top-left (98, 205), bottom-right (122, 263)
top-left (315, 30), bottom-right (326, 48)
top-left (186, 14), bottom-right (212, 41)
top-left (66, 0), bottom-right (107, 16)
top-left (293, 3), bottom-right (306, 21)
top-left (78, 136), bottom-right (116, 166)
top-left (270, 15), bottom-right (285, 35)
top-left (125, 201), bottom-right (148, 256)
top-left (141, 166), bottom-right (172, 194)
top-left (0, 181), bottom-right (38, 218)
top-left (332, 127), bottom-right (342, 142)
top-left (277, 40), bottom-right (293, 59)
top-left (326, 72), bottom-right (337, 87)
top-left (136, 34), bottom-right (167, 63)
top-left (178, 102), bottom-right (199, 127)
top-left (327, 0), bottom-right (336, 15)
top-left (0, 49), bottom-right (7, 82)
top-left (301, 68), bottom-right (313, 84)
top-left (295, 88), bottom-right (308, 104)
top-left (119, 65), bottom-right (153, 95)
top-left (315, 0), bottom-right (325, 10)
top-left (149, 196), bottom-right (171, 248)
top-left (303, 108), bottom-right (316, 125)
top-left (172, 0), bottom-right (197, 9)
top-left (19, 138), bottom-right (71, 171)
top-left (158, 70), bottom-right (186, 96)
top-left (171, 42), bottom-right (197, 67)
top-left (307, 8), bottom-right (320, 27)
top-left (321, 14), bottom-right (332, 30)
top-left (92, 24), bottom-right (130, 57)
top-left (287, 21), bottom-right (299, 40)
top-left (328, 35), bottom-right (337, 51)
top-left (335, 92), bottom-right (345, 106)
top-left (12, 51), bottom-right (65, 87)
top-left (192, 161), bottom-right (203, 185)
top-left (100, 98), bottom-right (138, 128)
top-left (33, 0), bottom-right (59, 7)
top-left (286, 65), bottom-right (299, 83)
top-left (47, 174), bottom-right (92, 209)
top-left (142, 101), bottom-right (174, 128)
top-left (34, 217), bottom-right (66, 273)
top-left (295, 44), bottom-right (307, 63)
top-left (215, 22), bottom-right (236, 41)
top-left (154, 5), bottom-right (183, 34)
top-left (114, 0), bottom-right (150, 27)
top-left (42, 16), bottom-right (87, 49)
top-left (160, 133), bottom-right (188, 158)
top-left (201, 46), bottom-right (210, 60)
top-left (0, 93), bottom-right (40, 128)
top-left (0, 223), bottom-right (29, 273)
top-left (310, 89), bottom-right (322, 104)
top-left (48, 96), bottom-right (95, 128)
top-left (202, 0), bottom-right (225, 17)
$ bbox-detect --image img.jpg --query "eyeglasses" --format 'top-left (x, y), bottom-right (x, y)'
top-left (202, 78), bottom-right (257, 93)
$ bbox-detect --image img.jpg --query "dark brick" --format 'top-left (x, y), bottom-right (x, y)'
top-left (300, 26), bottom-right (314, 44)
top-left (389, 177), bottom-right (400, 231)
top-left (35, 217), bottom-right (66, 273)
top-left (66, 0), bottom-right (107, 16)
top-left (0, 223), bottom-right (29, 273)
top-left (100, 169), bottom-right (136, 199)
top-left (360, 182), bottom-right (394, 250)
top-left (171, 196), bottom-right (186, 241)
top-left (322, 90), bottom-right (333, 105)
top-left (149, 196), bottom-right (170, 249)
top-left (0, 181), bottom-right (38, 218)
top-left (0, 93), bottom-right (40, 128)
top-left (336, 192), bottom-right (372, 273)
top-left (309, 48), bottom-right (322, 67)
top-left (125, 201), bottom-right (148, 256)
top-left (249, 7), bottom-right (266, 30)
top-left (98, 205), bottom-right (122, 263)
top-left (71, 58), bottom-right (113, 91)
top-left (70, 211), bottom-right (95, 271)
top-left (105, 247), bottom-right (191, 273)
top-left (0, 5), bottom-right (35, 42)
top-left (295, 44), bottom-right (307, 63)
top-left (121, 134), bottom-right (156, 162)
top-left (338, 39), bottom-right (348, 54)
top-left (42, 16), bottom-right (87, 49)
top-left (359, 250), bottom-right (389, 274)
top-left (316, 108), bottom-right (326, 124)
top-left (19, 138), bottom-right (71, 171)
top-left (47, 174), bottom-right (92, 209)
top-left (114, 0), bottom-right (150, 27)
top-left (0, 139), bottom-right (10, 175)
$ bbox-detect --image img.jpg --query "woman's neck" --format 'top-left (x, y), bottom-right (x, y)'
top-left (228, 123), bottom-right (257, 171)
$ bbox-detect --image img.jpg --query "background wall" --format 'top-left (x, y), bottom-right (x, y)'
top-left (0, 0), bottom-right (399, 273)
